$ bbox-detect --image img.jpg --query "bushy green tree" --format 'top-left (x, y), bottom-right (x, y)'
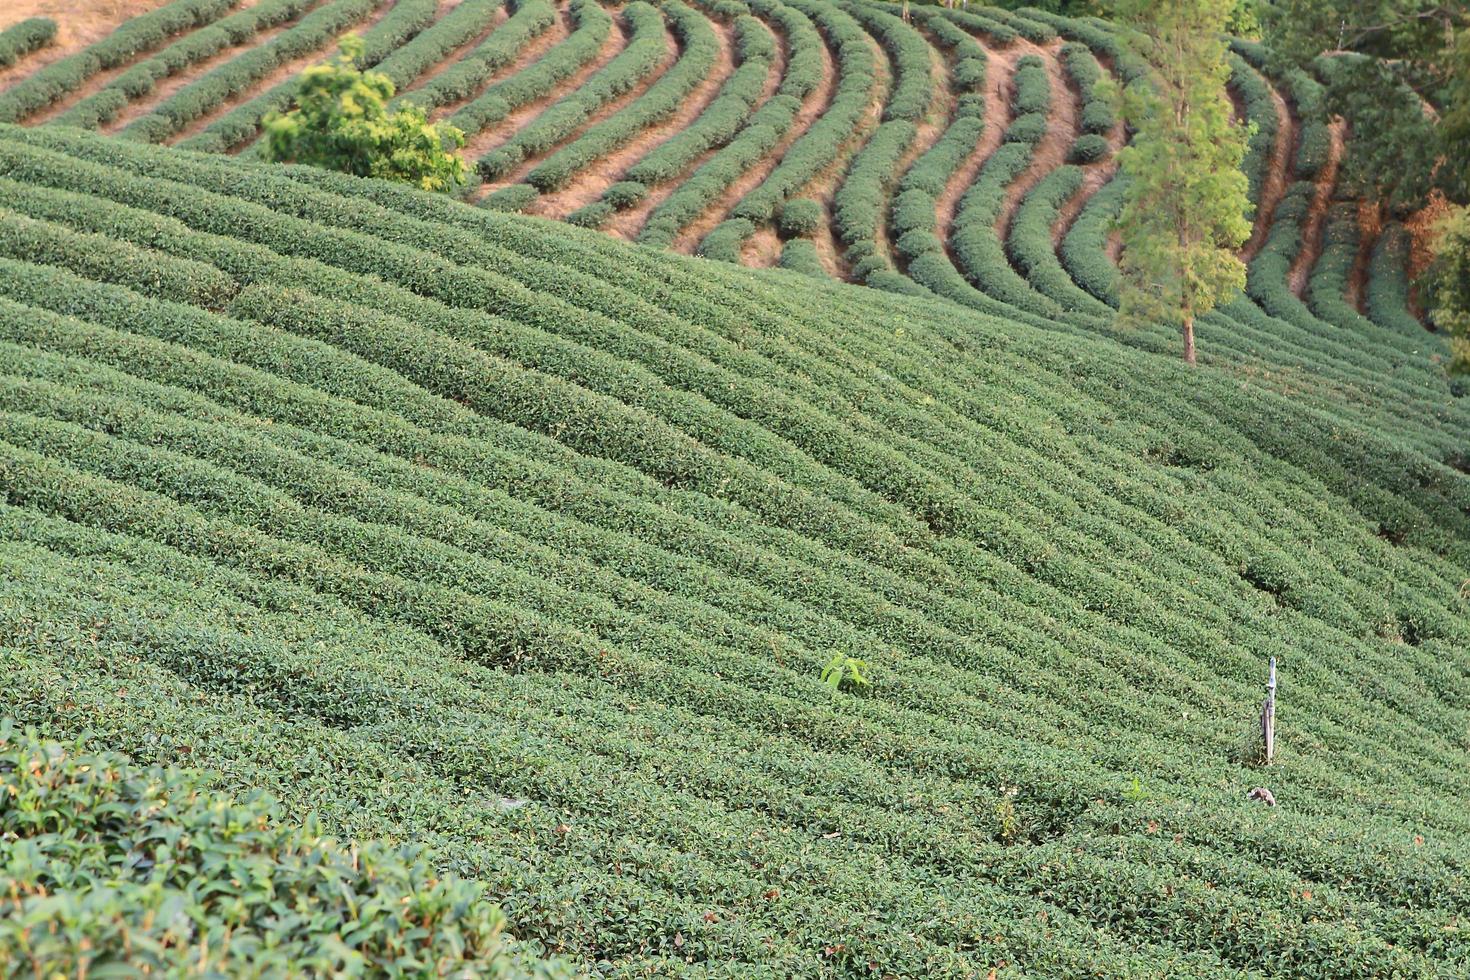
top-left (1262, 1), bottom-right (1470, 212)
top-left (1111, 0), bottom-right (1253, 365)
top-left (263, 35), bottom-right (467, 192)
top-left (1429, 204), bottom-right (1470, 371)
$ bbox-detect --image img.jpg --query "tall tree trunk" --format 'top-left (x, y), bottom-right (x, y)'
top-left (1182, 315), bottom-right (1197, 365)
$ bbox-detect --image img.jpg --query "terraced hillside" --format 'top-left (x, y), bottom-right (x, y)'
top-left (0, 0), bottom-right (1436, 319)
top-left (2, 121), bottom-right (1470, 974)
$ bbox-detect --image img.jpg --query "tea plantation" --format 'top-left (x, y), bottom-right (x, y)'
top-left (2, 0), bottom-right (1470, 969)
top-left (0, 118), bottom-right (1467, 974)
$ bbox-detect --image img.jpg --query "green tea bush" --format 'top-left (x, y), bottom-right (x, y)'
top-left (174, 0), bottom-right (442, 152)
top-left (526, 0), bottom-right (719, 192)
top-left (449, 0), bottom-right (613, 143)
top-left (477, 1), bottom-right (667, 179)
top-left (779, 236), bottom-right (826, 275)
top-left (779, 197), bottom-right (822, 237)
top-left (120, 0), bottom-right (388, 143)
top-left (51, 0), bottom-right (318, 130)
top-left (716, 0), bottom-right (875, 239)
top-left (617, 12), bottom-right (775, 194)
top-left (0, 0), bottom-right (237, 123)
top-left (1068, 133), bottom-right (1109, 164)
top-left (1365, 223), bottom-right (1426, 335)
top-left (0, 725), bottom-right (569, 977)
top-left (0, 17), bottom-right (56, 69)
top-left (0, 119), bottom-right (1466, 979)
top-left (638, 0), bottom-right (822, 247)
top-left (1228, 52), bottom-right (1278, 212)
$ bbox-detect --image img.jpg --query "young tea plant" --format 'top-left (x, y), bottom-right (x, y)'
top-left (820, 652), bottom-right (870, 695)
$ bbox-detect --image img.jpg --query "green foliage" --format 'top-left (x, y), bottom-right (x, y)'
top-left (779, 197), bottom-right (823, 238)
top-left (0, 17), bottom-right (56, 69)
top-left (262, 36), bottom-right (466, 192)
top-left (121, 0), bottom-right (389, 144)
top-left (1113, 0), bottom-right (1253, 362)
top-left (0, 724), bottom-right (569, 977)
top-left (174, 0), bottom-right (443, 152)
top-left (1428, 205), bottom-right (1470, 372)
top-left (820, 652), bottom-right (871, 694)
top-left (0, 0), bottom-right (236, 123)
top-left (1262, 1), bottom-right (1470, 208)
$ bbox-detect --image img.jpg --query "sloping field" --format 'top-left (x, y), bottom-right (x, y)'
top-left (1, 121), bottom-right (1469, 974)
top-left (0, 0), bottom-right (1434, 321)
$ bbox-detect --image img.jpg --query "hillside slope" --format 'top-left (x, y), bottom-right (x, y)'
top-left (2, 126), bottom-right (1469, 976)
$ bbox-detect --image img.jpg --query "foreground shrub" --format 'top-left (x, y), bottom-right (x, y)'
top-left (0, 724), bottom-right (569, 977)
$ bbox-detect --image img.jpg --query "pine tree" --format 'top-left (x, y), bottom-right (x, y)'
top-left (1112, 0), bottom-right (1253, 365)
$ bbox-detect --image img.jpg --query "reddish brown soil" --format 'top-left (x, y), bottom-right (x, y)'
top-left (994, 38), bottom-right (1071, 245)
top-left (934, 37), bottom-right (1017, 242)
top-left (673, 14), bottom-right (836, 254)
top-left (1403, 189), bottom-right (1452, 315)
top-left (167, 0), bottom-right (396, 146)
top-left (1241, 77), bottom-right (1296, 261)
top-left (605, 13), bottom-right (782, 242)
top-left (541, 14), bottom-right (736, 222)
top-left (1346, 197), bottom-right (1383, 313)
top-left (428, 1), bottom-right (570, 123)
top-left (784, 32), bottom-right (891, 280)
top-left (0, 0), bottom-right (175, 91)
top-left (742, 225), bottom-right (782, 267)
top-left (463, 6), bottom-right (626, 197)
top-left (1288, 116), bottom-right (1345, 296)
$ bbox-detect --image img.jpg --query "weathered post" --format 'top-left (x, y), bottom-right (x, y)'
top-left (1261, 656), bottom-right (1277, 765)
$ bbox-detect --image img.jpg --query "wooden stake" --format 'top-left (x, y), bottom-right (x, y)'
top-left (1261, 656), bottom-right (1277, 765)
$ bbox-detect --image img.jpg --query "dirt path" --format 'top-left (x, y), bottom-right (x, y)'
top-left (395, 3), bottom-right (510, 100)
top-left (1288, 116), bottom-right (1345, 296)
top-left (1051, 56), bottom-right (1126, 249)
top-left (461, 7), bottom-right (627, 194)
top-left (540, 12), bottom-right (736, 221)
top-left (1346, 198), bottom-right (1382, 313)
top-left (167, 0), bottom-right (397, 147)
top-left (876, 38), bottom-right (951, 267)
top-left (428, 2), bottom-right (570, 123)
top-left (102, 0), bottom-right (295, 133)
top-left (503, 14), bottom-right (681, 210)
top-left (934, 37), bottom-right (1018, 245)
top-left (673, 16), bottom-right (836, 254)
top-left (994, 38), bottom-right (1070, 246)
top-left (1241, 75), bottom-right (1296, 261)
top-left (773, 31), bottom-right (891, 277)
top-left (605, 12), bottom-right (782, 242)
top-left (0, 0), bottom-right (176, 91)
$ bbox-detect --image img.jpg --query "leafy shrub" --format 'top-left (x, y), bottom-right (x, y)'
top-left (0, 724), bottom-right (569, 977)
top-left (819, 653), bottom-right (870, 693)
top-left (604, 180), bottom-right (649, 210)
top-left (779, 198), bottom-right (823, 238)
top-left (262, 36), bottom-right (466, 192)
top-left (0, 17), bottom-right (56, 69)
top-left (1068, 133), bottom-right (1110, 163)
